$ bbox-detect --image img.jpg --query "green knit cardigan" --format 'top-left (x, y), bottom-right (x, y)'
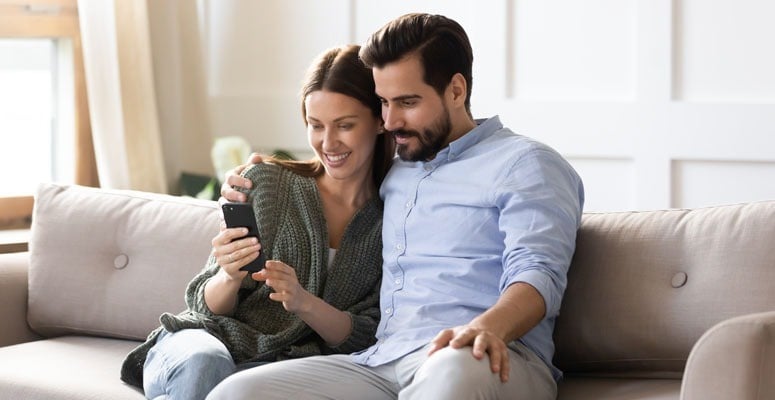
top-left (121, 163), bottom-right (383, 387)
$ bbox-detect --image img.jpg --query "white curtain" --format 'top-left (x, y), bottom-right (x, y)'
top-left (78, 0), bottom-right (167, 192)
top-left (146, 0), bottom-right (214, 192)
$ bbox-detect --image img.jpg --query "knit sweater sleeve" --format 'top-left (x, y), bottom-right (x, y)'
top-left (330, 279), bottom-right (381, 354)
top-left (184, 254), bottom-right (257, 316)
top-left (184, 164), bottom-right (279, 316)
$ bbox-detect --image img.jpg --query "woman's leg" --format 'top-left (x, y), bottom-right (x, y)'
top-left (143, 329), bottom-right (235, 400)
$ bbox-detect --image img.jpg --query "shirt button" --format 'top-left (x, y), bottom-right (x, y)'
top-left (405, 201), bottom-right (412, 208)
top-left (396, 244), bottom-right (404, 250)
top-left (394, 278), bottom-right (401, 285)
top-left (424, 164), bottom-right (432, 171)
top-left (385, 307), bottom-right (393, 315)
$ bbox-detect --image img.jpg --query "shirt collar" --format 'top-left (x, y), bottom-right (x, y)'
top-left (442, 115), bottom-right (502, 162)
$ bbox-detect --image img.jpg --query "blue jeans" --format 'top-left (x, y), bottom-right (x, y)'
top-left (143, 329), bottom-right (236, 400)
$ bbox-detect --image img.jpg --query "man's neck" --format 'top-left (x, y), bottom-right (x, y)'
top-left (446, 113), bottom-right (478, 146)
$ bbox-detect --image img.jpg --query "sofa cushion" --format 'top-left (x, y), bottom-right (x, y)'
top-left (0, 336), bottom-right (144, 400)
top-left (554, 200), bottom-right (775, 375)
top-left (557, 377), bottom-right (680, 400)
top-left (28, 183), bottom-right (220, 340)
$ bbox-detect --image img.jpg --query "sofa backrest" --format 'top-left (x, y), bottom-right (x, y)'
top-left (28, 183), bottom-right (221, 340)
top-left (553, 200), bottom-right (775, 377)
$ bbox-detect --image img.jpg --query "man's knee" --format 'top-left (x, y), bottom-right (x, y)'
top-left (404, 346), bottom-right (555, 400)
top-left (416, 347), bottom-right (495, 384)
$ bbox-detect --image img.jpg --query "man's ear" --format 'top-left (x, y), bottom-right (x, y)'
top-left (447, 73), bottom-right (468, 108)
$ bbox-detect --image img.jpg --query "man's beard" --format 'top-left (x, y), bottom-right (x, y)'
top-left (393, 107), bottom-right (452, 162)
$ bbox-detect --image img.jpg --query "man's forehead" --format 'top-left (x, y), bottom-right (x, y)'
top-left (373, 57), bottom-right (428, 99)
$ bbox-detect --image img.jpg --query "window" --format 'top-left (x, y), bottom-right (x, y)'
top-left (0, 0), bottom-right (97, 229)
top-left (0, 38), bottom-right (73, 195)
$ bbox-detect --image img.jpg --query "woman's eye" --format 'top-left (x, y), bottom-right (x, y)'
top-left (339, 124), bottom-right (353, 130)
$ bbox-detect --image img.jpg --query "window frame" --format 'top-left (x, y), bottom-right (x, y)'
top-left (0, 0), bottom-right (97, 228)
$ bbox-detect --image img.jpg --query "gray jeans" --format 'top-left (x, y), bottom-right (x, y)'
top-left (206, 342), bottom-right (556, 400)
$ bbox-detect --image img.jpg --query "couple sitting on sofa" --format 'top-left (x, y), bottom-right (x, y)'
top-left (120, 13), bottom-right (584, 400)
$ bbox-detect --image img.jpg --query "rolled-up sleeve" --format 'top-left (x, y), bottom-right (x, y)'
top-left (495, 147), bottom-right (584, 317)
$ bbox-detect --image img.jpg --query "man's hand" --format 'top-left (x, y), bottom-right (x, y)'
top-left (426, 282), bottom-right (546, 383)
top-left (428, 325), bottom-right (511, 383)
top-left (219, 153), bottom-right (264, 203)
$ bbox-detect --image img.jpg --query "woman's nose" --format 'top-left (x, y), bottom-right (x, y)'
top-left (321, 127), bottom-right (338, 147)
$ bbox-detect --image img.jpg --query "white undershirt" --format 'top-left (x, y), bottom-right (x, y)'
top-left (327, 248), bottom-right (336, 270)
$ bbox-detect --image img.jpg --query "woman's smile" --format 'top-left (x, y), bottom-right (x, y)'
top-left (324, 151), bottom-right (352, 166)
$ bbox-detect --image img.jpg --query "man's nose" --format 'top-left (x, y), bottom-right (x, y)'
top-left (383, 106), bottom-right (403, 132)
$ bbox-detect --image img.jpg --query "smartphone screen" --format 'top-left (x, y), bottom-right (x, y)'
top-left (221, 202), bottom-right (266, 272)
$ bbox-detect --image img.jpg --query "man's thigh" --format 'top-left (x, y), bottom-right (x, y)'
top-left (399, 343), bottom-right (557, 400)
top-left (206, 354), bottom-right (399, 400)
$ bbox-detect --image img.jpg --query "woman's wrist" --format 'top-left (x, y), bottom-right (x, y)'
top-left (292, 290), bottom-right (318, 316)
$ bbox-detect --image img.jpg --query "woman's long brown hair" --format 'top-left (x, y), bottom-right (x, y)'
top-left (267, 45), bottom-right (394, 188)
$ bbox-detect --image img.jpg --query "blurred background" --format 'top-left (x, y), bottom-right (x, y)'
top-left (1, 0), bottom-right (774, 227)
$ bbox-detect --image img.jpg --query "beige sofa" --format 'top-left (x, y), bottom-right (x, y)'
top-left (1, 182), bottom-right (773, 399)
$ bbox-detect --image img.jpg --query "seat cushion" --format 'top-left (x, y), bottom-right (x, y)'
top-left (0, 336), bottom-right (144, 400)
top-left (557, 376), bottom-right (680, 400)
top-left (28, 183), bottom-right (221, 340)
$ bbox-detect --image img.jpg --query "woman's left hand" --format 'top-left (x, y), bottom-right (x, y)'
top-left (251, 260), bottom-right (312, 313)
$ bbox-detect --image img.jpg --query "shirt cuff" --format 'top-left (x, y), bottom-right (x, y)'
top-left (503, 268), bottom-right (559, 317)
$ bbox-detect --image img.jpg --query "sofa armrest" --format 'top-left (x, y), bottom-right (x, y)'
top-left (681, 311), bottom-right (775, 400)
top-left (0, 252), bottom-right (41, 347)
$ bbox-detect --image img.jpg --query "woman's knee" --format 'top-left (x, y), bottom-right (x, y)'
top-left (145, 329), bottom-right (235, 386)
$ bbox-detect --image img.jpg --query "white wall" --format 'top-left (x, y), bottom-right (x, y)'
top-left (199, 0), bottom-right (775, 212)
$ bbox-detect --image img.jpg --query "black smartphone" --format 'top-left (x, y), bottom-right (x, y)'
top-left (221, 202), bottom-right (266, 272)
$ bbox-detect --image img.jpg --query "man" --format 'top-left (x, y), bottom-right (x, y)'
top-left (210, 13), bottom-right (584, 400)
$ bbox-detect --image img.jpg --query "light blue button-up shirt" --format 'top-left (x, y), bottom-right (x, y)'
top-left (352, 116), bottom-right (584, 380)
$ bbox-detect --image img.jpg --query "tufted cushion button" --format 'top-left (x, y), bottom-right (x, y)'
top-left (114, 254), bottom-right (129, 269)
top-left (671, 272), bottom-right (687, 288)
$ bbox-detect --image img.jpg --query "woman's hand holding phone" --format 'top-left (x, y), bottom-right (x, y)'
top-left (211, 222), bottom-right (262, 280)
top-left (204, 223), bottom-right (263, 315)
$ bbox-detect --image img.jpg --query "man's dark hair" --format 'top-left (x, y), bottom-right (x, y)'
top-left (360, 13), bottom-right (474, 115)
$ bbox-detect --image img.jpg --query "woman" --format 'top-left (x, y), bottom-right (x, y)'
top-left (120, 44), bottom-right (394, 400)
